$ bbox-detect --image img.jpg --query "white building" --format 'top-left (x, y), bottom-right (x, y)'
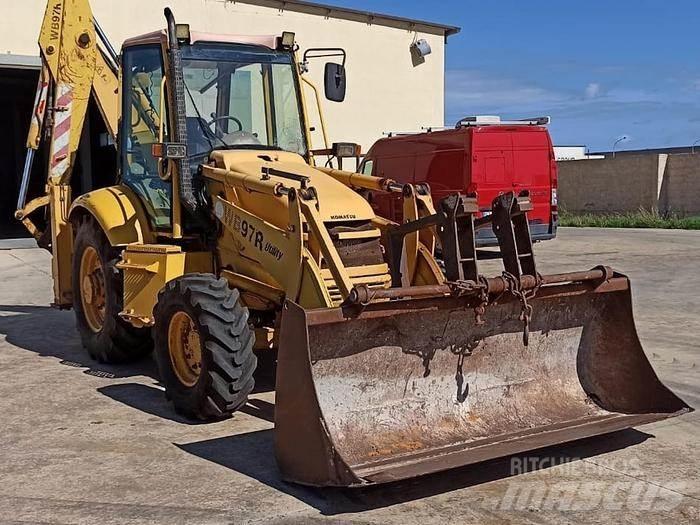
top-left (554, 145), bottom-right (604, 161)
top-left (0, 0), bottom-right (459, 234)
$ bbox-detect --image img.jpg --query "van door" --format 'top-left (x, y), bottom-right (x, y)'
top-left (511, 129), bottom-right (552, 227)
top-left (471, 128), bottom-right (513, 215)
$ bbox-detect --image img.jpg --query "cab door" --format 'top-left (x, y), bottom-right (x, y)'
top-left (120, 45), bottom-right (171, 230)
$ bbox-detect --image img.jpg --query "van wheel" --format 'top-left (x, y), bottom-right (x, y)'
top-left (153, 274), bottom-right (256, 420)
top-left (72, 215), bottom-right (153, 363)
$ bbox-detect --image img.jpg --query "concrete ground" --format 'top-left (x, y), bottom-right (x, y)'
top-left (0, 228), bottom-right (698, 524)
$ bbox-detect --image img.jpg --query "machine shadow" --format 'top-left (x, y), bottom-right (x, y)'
top-left (0, 304), bottom-right (278, 425)
top-left (0, 304), bottom-right (157, 379)
top-left (476, 248), bottom-right (502, 260)
top-left (97, 383), bottom-right (197, 424)
top-left (97, 384), bottom-right (277, 425)
top-left (177, 425), bottom-right (653, 516)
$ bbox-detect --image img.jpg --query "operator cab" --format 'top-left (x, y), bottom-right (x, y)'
top-left (119, 30), bottom-right (308, 230)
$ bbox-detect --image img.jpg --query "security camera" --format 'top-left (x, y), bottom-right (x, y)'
top-left (411, 39), bottom-right (432, 58)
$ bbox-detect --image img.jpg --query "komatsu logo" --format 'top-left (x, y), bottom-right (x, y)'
top-left (330, 214), bottom-right (357, 220)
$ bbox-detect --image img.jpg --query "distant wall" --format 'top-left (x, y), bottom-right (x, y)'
top-left (661, 155), bottom-right (700, 215)
top-left (558, 153), bottom-right (700, 216)
top-left (558, 155), bottom-right (660, 213)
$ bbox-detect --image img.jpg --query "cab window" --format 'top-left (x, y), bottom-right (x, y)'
top-left (120, 45), bottom-right (171, 229)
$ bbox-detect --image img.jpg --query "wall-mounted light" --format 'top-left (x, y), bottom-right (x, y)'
top-left (412, 39), bottom-right (431, 58)
top-left (410, 38), bottom-right (431, 66)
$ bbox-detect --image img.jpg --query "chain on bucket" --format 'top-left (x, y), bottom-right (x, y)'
top-left (502, 271), bottom-right (543, 346)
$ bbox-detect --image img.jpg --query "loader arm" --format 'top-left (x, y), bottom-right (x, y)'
top-left (204, 163), bottom-right (361, 308)
top-left (318, 166), bottom-right (444, 286)
top-left (15, 0), bottom-right (119, 306)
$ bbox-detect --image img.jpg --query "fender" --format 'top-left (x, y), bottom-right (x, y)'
top-left (69, 185), bottom-right (155, 246)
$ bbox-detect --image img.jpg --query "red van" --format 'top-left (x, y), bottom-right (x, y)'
top-left (359, 116), bottom-right (558, 245)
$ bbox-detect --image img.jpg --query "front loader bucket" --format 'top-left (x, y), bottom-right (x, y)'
top-left (274, 273), bottom-right (691, 487)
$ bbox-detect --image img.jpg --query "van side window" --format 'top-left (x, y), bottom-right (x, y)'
top-left (361, 160), bottom-right (374, 176)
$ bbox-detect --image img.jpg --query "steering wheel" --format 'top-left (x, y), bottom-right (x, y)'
top-left (207, 115), bottom-right (243, 134)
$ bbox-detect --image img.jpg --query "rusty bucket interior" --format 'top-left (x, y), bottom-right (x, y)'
top-left (274, 273), bottom-right (691, 487)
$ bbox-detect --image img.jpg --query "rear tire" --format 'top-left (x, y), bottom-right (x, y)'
top-left (72, 215), bottom-right (153, 363)
top-left (153, 274), bottom-right (257, 420)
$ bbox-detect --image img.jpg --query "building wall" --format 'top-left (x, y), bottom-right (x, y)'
top-left (4, 0), bottom-right (447, 154)
top-left (558, 153), bottom-right (700, 215)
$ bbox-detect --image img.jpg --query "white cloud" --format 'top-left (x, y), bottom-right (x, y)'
top-left (446, 70), bottom-right (669, 118)
top-left (584, 82), bottom-right (601, 99)
top-left (445, 70), bottom-right (567, 114)
top-left (444, 68), bottom-right (700, 150)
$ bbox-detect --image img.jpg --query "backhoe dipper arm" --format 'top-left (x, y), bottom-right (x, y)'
top-left (17, 0), bottom-right (119, 213)
top-left (16, 0), bottom-right (119, 306)
top-left (38, 0), bottom-right (110, 186)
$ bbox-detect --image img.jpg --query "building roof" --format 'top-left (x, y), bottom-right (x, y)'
top-left (238, 0), bottom-right (461, 39)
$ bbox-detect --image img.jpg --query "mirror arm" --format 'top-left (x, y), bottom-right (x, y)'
top-left (302, 47), bottom-right (346, 67)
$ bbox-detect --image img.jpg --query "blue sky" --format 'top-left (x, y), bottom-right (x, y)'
top-left (335, 0), bottom-right (700, 151)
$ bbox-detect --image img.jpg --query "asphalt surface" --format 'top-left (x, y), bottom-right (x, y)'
top-left (0, 228), bottom-right (698, 524)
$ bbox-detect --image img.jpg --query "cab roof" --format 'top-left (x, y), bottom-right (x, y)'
top-left (122, 30), bottom-right (278, 50)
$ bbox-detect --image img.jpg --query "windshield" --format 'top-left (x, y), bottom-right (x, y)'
top-left (181, 44), bottom-right (307, 158)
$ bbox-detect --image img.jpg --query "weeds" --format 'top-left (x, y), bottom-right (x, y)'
top-left (559, 210), bottom-right (700, 229)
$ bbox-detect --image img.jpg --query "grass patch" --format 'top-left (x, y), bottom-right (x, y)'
top-left (559, 210), bottom-right (700, 229)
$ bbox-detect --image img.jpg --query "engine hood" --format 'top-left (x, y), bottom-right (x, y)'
top-left (208, 150), bottom-right (376, 225)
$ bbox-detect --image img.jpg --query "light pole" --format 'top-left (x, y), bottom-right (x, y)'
top-left (612, 136), bottom-right (628, 158)
top-left (692, 139), bottom-right (700, 154)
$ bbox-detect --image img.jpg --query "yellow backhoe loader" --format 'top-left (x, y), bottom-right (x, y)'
top-left (16, 0), bottom-right (690, 486)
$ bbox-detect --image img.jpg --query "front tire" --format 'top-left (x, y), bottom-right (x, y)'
top-left (72, 215), bottom-right (153, 363)
top-left (153, 274), bottom-right (256, 420)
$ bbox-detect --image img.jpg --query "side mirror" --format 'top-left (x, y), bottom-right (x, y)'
top-left (324, 62), bottom-right (346, 102)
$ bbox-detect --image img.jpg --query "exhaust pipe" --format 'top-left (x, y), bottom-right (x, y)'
top-left (163, 8), bottom-right (199, 216)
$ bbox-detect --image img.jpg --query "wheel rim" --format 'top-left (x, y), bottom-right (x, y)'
top-left (167, 311), bottom-right (203, 387)
top-left (79, 246), bottom-right (106, 333)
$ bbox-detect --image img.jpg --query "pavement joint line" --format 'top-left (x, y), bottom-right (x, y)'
top-left (579, 458), bottom-right (700, 502)
top-left (0, 494), bottom-right (236, 517)
top-left (244, 506), bottom-right (315, 525)
top-left (6, 520), bottom-right (60, 525)
top-left (6, 251), bottom-right (51, 276)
